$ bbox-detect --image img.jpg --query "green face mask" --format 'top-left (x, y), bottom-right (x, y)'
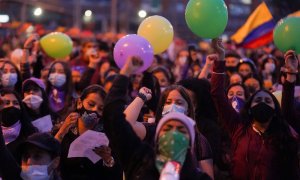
top-left (155, 130), bottom-right (189, 172)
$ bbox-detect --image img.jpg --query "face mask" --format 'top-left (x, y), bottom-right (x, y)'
top-left (23, 95), bottom-right (43, 110)
top-left (226, 66), bottom-right (237, 73)
top-left (1, 73), bottom-right (18, 87)
top-left (77, 106), bottom-right (101, 129)
top-left (2, 120), bottom-right (21, 145)
top-left (250, 102), bottom-right (274, 123)
top-left (21, 165), bottom-right (49, 180)
top-left (162, 104), bottom-right (186, 116)
top-left (0, 106), bottom-right (21, 127)
top-left (48, 73), bottom-right (66, 88)
top-left (264, 62), bottom-right (275, 73)
top-left (229, 96), bottom-right (245, 113)
top-left (155, 130), bottom-right (189, 172)
top-left (178, 57), bottom-right (187, 66)
top-left (160, 87), bottom-right (166, 93)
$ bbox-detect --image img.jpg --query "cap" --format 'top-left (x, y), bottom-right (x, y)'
top-left (22, 77), bottom-right (46, 91)
top-left (20, 133), bottom-right (61, 156)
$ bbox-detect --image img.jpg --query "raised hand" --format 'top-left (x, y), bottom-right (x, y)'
top-left (139, 87), bottom-right (152, 101)
top-left (24, 33), bottom-right (39, 49)
top-left (120, 56), bottom-right (144, 76)
top-left (284, 50), bottom-right (298, 74)
top-left (212, 38), bottom-right (225, 61)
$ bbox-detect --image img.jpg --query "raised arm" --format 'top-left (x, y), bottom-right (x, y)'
top-left (21, 34), bottom-right (39, 80)
top-left (198, 56), bottom-right (213, 79)
top-left (281, 50), bottom-right (300, 134)
top-left (123, 87), bottom-right (152, 140)
top-left (210, 38), bottom-right (240, 135)
top-left (103, 56), bottom-right (146, 168)
top-left (0, 126), bottom-right (22, 180)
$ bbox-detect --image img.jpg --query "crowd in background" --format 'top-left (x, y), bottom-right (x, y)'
top-left (0, 32), bottom-right (299, 180)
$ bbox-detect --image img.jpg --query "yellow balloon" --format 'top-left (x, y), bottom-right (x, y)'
top-left (138, 15), bottom-right (174, 54)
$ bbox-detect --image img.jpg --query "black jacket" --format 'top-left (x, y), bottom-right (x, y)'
top-left (103, 75), bottom-right (211, 180)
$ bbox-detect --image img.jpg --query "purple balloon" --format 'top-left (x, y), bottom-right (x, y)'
top-left (113, 34), bottom-right (154, 73)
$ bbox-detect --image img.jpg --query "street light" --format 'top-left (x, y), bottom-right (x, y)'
top-left (34, 7), bottom-right (43, 16)
top-left (0, 15), bottom-right (9, 23)
top-left (84, 10), bottom-right (92, 17)
top-left (138, 10), bottom-right (147, 18)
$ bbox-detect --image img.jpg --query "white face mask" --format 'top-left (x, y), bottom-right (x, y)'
top-left (1, 73), bottom-right (18, 87)
top-left (48, 73), bottom-right (66, 88)
top-left (162, 104), bottom-right (187, 116)
top-left (23, 95), bottom-right (44, 110)
top-left (21, 165), bottom-right (49, 180)
top-left (264, 62), bottom-right (275, 73)
top-left (2, 120), bottom-right (21, 145)
top-left (178, 57), bottom-right (187, 66)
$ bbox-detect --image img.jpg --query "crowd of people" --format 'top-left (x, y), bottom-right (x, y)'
top-left (0, 32), bottom-right (299, 180)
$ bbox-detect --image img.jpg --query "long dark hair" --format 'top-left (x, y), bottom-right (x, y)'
top-left (240, 90), bottom-right (298, 166)
top-left (80, 84), bottom-right (107, 102)
top-left (0, 89), bottom-right (37, 137)
top-left (0, 61), bottom-right (22, 93)
top-left (46, 61), bottom-right (74, 111)
top-left (155, 85), bottom-right (195, 123)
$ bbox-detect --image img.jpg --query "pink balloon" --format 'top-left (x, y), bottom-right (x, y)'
top-left (113, 34), bottom-right (154, 73)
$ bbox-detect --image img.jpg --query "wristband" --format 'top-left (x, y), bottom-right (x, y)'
top-left (137, 92), bottom-right (147, 102)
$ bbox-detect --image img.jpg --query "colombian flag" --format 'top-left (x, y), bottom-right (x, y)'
top-left (231, 2), bottom-right (275, 49)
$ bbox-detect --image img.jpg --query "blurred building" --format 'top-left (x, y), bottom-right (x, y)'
top-left (0, 0), bottom-right (299, 42)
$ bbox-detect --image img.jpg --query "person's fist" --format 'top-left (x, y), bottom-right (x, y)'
top-left (212, 38), bottom-right (225, 61)
top-left (205, 54), bottom-right (218, 67)
top-left (139, 87), bottom-right (152, 101)
top-left (24, 34), bottom-right (39, 49)
top-left (120, 56), bottom-right (144, 76)
top-left (284, 50), bottom-right (298, 73)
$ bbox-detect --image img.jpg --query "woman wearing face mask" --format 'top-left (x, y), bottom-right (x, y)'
top-left (226, 83), bottom-right (250, 113)
top-left (46, 61), bottom-right (76, 127)
top-left (22, 77), bottom-right (55, 133)
top-left (0, 61), bottom-right (23, 93)
top-left (0, 89), bottom-right (37, 164)
top-left (210, 38), bottom-right (299, 179)
top-left (0, 131), bottom-right (61, 180)
top-left (260, 56), bottom-right (278, 90)
top-left (103, 57), bottom-right (211, 179)
top-left (123, 58), bottom-right (214, 179)
top-left (55, 85), bottom-right (122, 180)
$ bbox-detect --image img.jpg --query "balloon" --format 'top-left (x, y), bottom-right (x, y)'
top-left (273, 17), bottom-right (300, 54)
top-left (113, 34), bottom-right (154, 73)
top-left (40, 32), bottom-right (73, 59)
top-left (273, 91), bottom-right (282, 106)
top-left (138, 15), bottom-right (174, 54)
top-left (185, 0), bottom-right (228, 39)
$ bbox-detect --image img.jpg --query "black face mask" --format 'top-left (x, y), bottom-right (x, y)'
top-left (226, 66), bottom-right (237, 73)
top-left (77, 105), bottom-right (101, 129)
top-left (0, 107), bottom-right (21, 127)
top-left (250, 102), bottom-right (274, 123)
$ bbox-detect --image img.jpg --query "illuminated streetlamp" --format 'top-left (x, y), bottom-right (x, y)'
top-left (138, 10), bottom-right (147, 18)
top-left (34, 7), bottom-right (43, 16)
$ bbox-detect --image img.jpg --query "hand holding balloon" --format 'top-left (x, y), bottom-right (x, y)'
top-left (120, 56), bottom-right (144, 77)
top-left (113, 34), bottom-right (153, 73)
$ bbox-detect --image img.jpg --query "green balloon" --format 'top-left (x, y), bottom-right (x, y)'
top-left (40, 32), bottom-right (73, 59)
top-left (185, 0), bottom-right (228, 39)
top-left (273, 17), bottom-right (300, 54)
